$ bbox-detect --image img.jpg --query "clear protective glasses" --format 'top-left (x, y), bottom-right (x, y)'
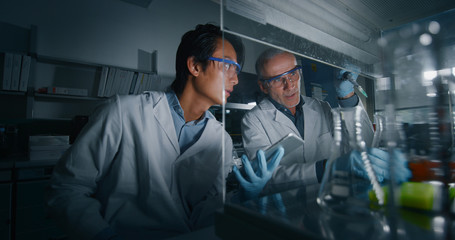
top-left (208, 57), bottom-right (242, 78)
top-left (262, 65), bottom-right (302, 88)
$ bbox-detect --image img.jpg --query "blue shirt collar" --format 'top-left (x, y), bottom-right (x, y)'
top-left (165, 90), bottom-right (214, 123)
top-left (267, 95), bottom-right (305, 114)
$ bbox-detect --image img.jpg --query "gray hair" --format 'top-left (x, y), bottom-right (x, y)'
top-left (255, 48), bottom-right (294, 80)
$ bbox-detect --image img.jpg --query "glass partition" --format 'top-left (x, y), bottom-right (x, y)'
top-left (376, 9), bottom-right (455, 209)
top-left (218, 0), bottom-right (376, 169)
top-left (218, 0), bottom-right (455, 238)
top-left (220, 0), bottom-right (381, 77)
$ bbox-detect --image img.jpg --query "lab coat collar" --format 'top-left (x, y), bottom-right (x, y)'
top-left (149, 92), bottom-right (180, 154)
top-left (166, 90), bottom-right (185, 119)
top-left (176, 119), bottom-right (221, 159)
top-left (166, 90), bottom-right (215, 124)
top-left (151, 91), bottom-right (218, 156)
top-left (265, 95), bottom-right (305, 114)
top-left (300, 97), bottom-right (320, 159)
top-left (258, 95), bottom-right (321, 143)
top-left (258, 98), bottom-right (300, 137)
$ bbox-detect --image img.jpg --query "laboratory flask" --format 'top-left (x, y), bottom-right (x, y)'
top-left (317, 105), bottom-right (385, 217)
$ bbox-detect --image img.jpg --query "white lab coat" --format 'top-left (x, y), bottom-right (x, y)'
top-left (241, 95), bottom-right (373, 196)
top-left (47, 91), bottom-right (233, 240)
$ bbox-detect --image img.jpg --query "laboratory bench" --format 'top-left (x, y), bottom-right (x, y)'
top-left (0, 157), bottom-right (64, 240)
top-left (215, 186), bottom-right (454, 240)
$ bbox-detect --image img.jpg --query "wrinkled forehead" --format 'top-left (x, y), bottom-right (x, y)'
top-left (262, 52), bottom-right (297, 77)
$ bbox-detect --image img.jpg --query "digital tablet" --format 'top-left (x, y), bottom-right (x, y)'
top-left (254, 133), bottom-right (304, 163)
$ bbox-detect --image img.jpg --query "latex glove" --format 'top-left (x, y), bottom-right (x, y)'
top-left (335, 64), bottom-right (360, 98)
top-left (338, 64), bottom-right (360, 81)
top-left (271, 193), bottom-right (286, 215)
top-left (258, 193), bottom-right (286, 216)
top-left (233, 147), bottom-right (284, 200)
top-left (335, 79), bottom-right (354, 98)
top-left (337, 148), bottom-right (412, 183)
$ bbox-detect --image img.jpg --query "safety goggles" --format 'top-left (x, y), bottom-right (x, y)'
top-left (261, 65), bottom-right (302, 88)
top-left (208, 57), bottom-right (241, 78)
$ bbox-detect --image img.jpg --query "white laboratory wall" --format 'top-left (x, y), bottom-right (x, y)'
top-left (0, 0), bottom-right (259, 89)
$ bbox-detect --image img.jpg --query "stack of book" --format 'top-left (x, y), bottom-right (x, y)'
top-left (97, 66), bottom-right (161, 97)
top-left (1, 52), bottom-right (31, 92)
top-left (28, 135), bottom-right (71, 161)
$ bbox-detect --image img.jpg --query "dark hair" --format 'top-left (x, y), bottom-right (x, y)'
top-left (171, 23), bottom-right (244, 96)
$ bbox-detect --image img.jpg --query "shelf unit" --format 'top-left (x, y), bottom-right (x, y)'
top-left (1, 22), bottom-right (160, 240)
top-left (1, 52), bottom-right (158, 120)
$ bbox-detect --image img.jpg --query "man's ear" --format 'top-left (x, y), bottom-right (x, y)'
top-left (187, 56), bottom-right (200, 77)
top-left (258, 81), bottom-right (269, 94)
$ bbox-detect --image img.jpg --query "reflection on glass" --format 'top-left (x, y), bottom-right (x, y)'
top-left (374, 8), bottom-right (455, 239)
top-left (218, 0), bottom-right (455, 238)
top-left (221, 0), bottom-right (379, 76)
top-left (318, 106), bottom-right (382, 217)
top-left (377, 9), bottom-right (455, 215)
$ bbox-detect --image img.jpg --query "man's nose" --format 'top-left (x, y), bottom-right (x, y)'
top-left (231, 73), bottom-right (239, 85)
top-left (283, 77), bottom-right (296, 89)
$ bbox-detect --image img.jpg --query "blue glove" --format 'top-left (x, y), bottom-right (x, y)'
top-left (233, 147), bottom-right (284, 200)
top-left (335, 64), bottom-right (360, 98)
top-left (335, 78), bottom-right (354, 98)
top-left (337, 148), bottom-right (412, 183)
top-left (258, 193), bottom-right (286, 216)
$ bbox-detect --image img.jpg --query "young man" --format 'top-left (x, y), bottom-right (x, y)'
top-left (241, 48), bottom-right (410, 198)
top-left (47, 24), bottom-right (282, 240)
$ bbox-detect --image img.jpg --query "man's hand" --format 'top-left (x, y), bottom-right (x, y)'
top-left (233, 147), bottom-right (284, 200)
top-left (335, 64), bottom-right (360, 98)
top-left (337, 148), bottom-right (412, 183)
